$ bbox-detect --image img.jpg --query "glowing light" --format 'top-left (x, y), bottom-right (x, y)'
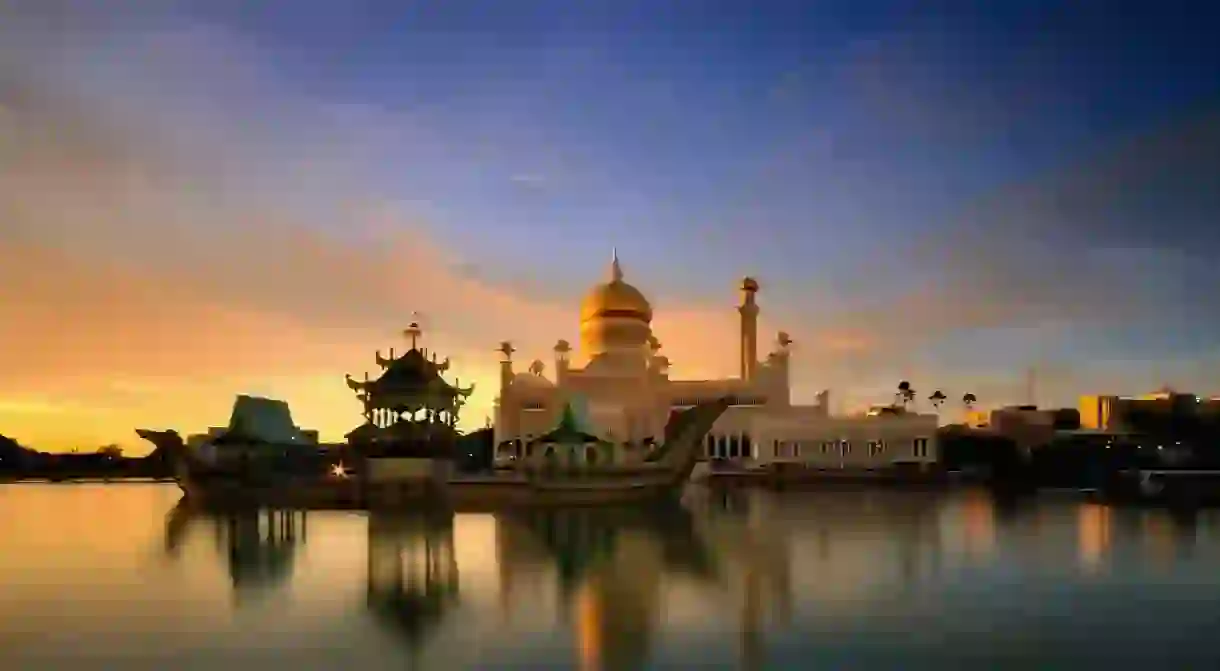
top-left (330, 462), bottom-right (349, 478)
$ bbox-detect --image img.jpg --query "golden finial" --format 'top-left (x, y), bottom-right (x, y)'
top-left (610, 247), bottom-right (623, 282)
top-left (404, 312), bottom-right (423, 350)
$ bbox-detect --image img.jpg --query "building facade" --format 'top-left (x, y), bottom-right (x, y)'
top-left (1079, 389), bottom-right (1220, 433)
top-left (493, 253), bottom-right (938, 470)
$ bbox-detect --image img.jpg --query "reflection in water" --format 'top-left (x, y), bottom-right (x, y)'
top-left (163, 503), bottom-right (307, 603)
top-left (1169, 509), bottom-right (1198, 560)
top-left (5, 485), bottom-right (1220, 668)
top-left (1078, 503), bottom-right (1112, 573)
top-left (960, 492), bottom-right (997, 559)
top-left (365, 509), bottom-right (460, 658)
top-left (495, 503), bottom-right (730, 671)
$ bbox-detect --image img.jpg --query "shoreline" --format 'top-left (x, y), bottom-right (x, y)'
top-left (0, 474), bottom-right (176, 484)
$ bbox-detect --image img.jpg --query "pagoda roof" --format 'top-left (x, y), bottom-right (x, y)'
top-left (376, 348), bottom-right (454, 392)
top-left (348, 348), bottom-right (474, 401)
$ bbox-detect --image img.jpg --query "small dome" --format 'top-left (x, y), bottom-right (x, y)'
top-left (579, 251), bottom-right (652, 324)
top-left (510, 372), bottom-right (554, 389)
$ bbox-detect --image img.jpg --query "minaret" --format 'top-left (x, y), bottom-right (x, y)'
top-left (738, 277), bottom-right (760, 381)
top-left (497, 341), bottom-right (516, 395)
top-left (554, 339), bottom-right (571, 386)
top-left (495, 341), bottom-right (517, 446)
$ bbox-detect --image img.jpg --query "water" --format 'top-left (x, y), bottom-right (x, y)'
top-left (2, 484), bottom-right (1219, 670)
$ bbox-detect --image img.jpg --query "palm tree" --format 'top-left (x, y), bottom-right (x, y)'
top-left (96, 444), bottom-right (124, 459)
top-left (928, 390), bottom-right (947, 410)
top-left (962, 393), bottom-right (977, 409)
top-left (897, 381), bottom-right (916, 409)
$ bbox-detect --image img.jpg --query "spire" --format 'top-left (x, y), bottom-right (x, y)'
top-left (403, 311), bottom-right (423, 350)
top-left (560, 402), bottom-right (578, 431)
top-left (610, 247), bottom-right (623, 283)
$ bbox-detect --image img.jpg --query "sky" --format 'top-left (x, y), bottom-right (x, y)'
top-left (3, 0), bottom-right (1220, 452)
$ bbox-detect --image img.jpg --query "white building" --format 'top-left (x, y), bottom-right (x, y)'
top-left (493, 253), bottom-right (938, 471)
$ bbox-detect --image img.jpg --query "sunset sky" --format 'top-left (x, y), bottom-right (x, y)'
top-left (4, 0), bottom-right (1220, 453)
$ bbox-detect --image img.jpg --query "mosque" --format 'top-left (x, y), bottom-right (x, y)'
top-left (493, 253), bottom-right (939, 471)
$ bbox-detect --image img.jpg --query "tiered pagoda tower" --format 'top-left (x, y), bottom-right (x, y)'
top-left (344, 320), bottom-right (475, 459)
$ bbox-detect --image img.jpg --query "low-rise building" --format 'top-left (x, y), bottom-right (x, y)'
top-left (751, 410), bottom-right (939, 470)
top-left (1079, 389), bottom-right (1220, 433)
top-left (965, 405), bottom-right (1082, 450)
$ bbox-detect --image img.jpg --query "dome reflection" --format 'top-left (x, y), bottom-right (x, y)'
top-left (495, 502), bottom-right (738, 670)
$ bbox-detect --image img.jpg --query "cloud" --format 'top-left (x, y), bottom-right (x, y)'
top-left (0, 17), bottom-right (762, 450)
top-left (5, 5), bottom-right (1220, 446)
top-left (509, 173), bottom-right (548, 188)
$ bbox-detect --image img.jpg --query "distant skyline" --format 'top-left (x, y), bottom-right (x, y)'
top-left (3, 0), bottom-right (1220, 452)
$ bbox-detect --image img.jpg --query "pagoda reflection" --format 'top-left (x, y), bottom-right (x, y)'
top-left (365, 508), bottom-right (460, 658)
top-left (495, 503), bottom-right (722, 671)
top-left (162, 503), bottom-right (308, 604)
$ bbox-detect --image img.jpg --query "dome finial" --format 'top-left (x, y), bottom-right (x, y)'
top-left (610, 247), bottom-right (623, 282)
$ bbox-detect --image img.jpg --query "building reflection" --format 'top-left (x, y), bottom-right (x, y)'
top-left (1077, 503), bottom-right (1112, 573)
top-left (365, 509), bottom-right (460, 658)
top-left (161, 503), bottom-right (308, 603)
top-left (495, 503), bottom-right (722, 671)
top-left (960, 492), bottom-right (997, 559)
top-left (678, 488), bottom-right (797, 670)
top-left (1168, 509), bottom-right (1198, 559)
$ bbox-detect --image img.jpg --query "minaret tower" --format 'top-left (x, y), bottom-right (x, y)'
top-left (498, 341), bottom-right (516, 396)
top-left (554, 339), bottom-right (572, 387)
top-left (738, 277), bottom-right (760, 381)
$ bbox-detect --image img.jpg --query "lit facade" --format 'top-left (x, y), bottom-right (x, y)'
top-left (494, 253), bottom-right (938, 470)
top-left (1079, 389), bottom-right (1220, 433)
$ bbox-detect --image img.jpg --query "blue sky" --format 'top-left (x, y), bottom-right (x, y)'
top-left (3, 0), bottom-right (1220, 447)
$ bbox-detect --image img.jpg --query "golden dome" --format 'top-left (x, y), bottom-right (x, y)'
top-left (579, 252), bottom-right (653, 324)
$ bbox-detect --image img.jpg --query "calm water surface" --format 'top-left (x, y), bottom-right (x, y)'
top-left (2, 483), bottom-right (1219, 669)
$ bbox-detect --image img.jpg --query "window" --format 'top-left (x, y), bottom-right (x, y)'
top-left (821, 442), bottom-right (832, 454)
top-left (841, 440), bottom-right (851, 455)
top-left (868, 440), bottom-right (886, 456)
top-left (913, 438), bottom-right (929, 458)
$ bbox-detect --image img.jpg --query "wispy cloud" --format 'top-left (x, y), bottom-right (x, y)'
top-left (0, 17), bottom-right (762, 449)
top-left (4, 4), bottom-right (1220, 447)
top-left (509, 172), bottom-right (548, 188)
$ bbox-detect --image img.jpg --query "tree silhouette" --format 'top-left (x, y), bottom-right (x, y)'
top-left (928, 390), bottom-right (947, 410)
top-left (962, 393), bottom-right (977, 408)
top-left (96, 444), bottom-right (123, 459)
